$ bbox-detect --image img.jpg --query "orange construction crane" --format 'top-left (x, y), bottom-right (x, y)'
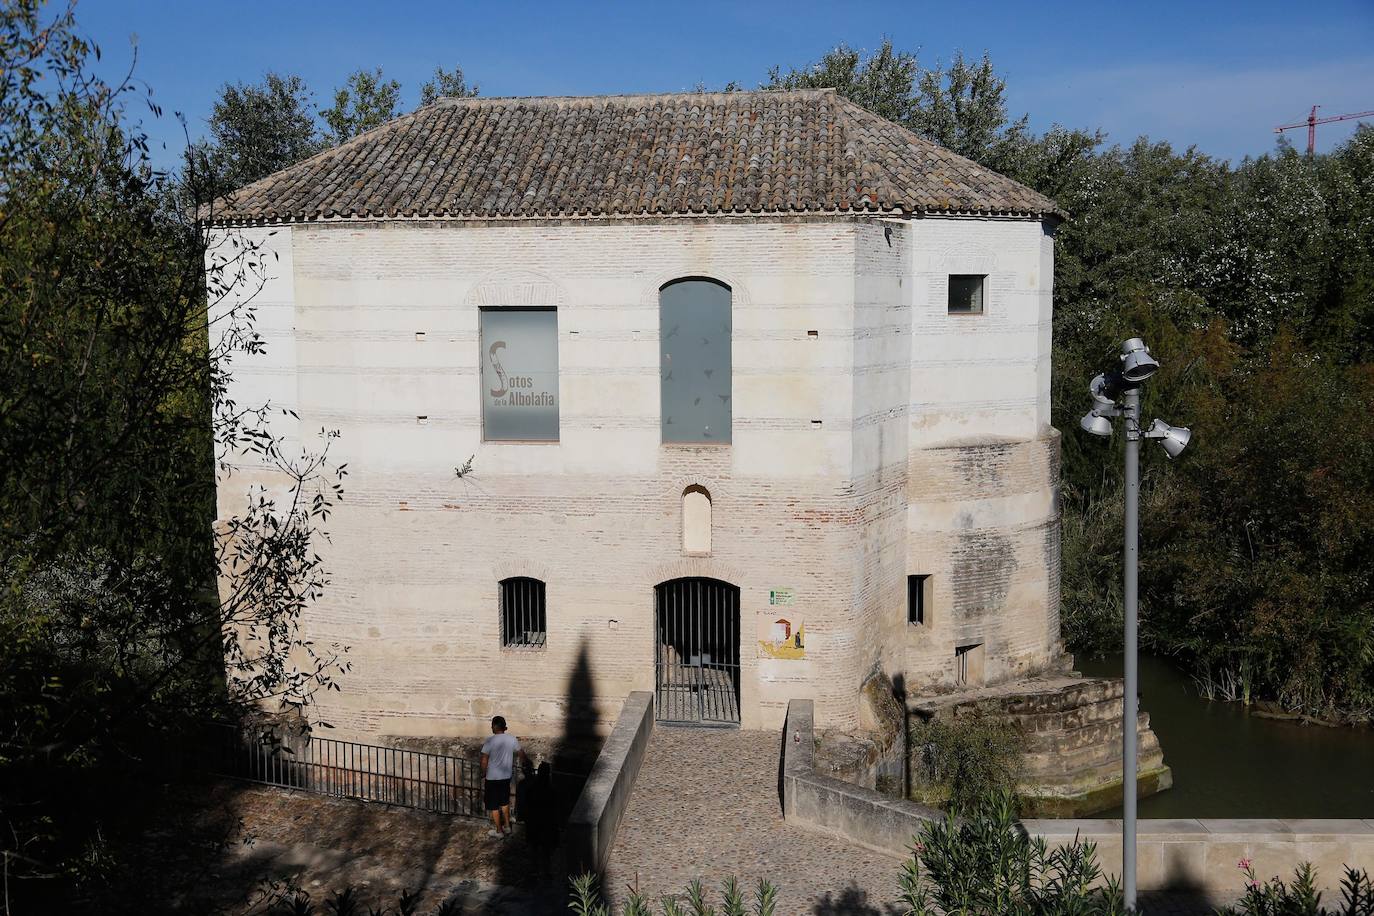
top-left (1275, 105), bottom-right (1374, 155)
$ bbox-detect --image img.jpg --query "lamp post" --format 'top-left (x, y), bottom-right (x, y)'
top-left (1079, 338), bottom-right (1190, 913)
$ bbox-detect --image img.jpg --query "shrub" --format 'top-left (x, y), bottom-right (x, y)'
top-left (1217, 859), bottom-right (1374, 916)
top-left (569, 874), bottom-right (778, 916)
top-left (899, 789), bottom-right (1124, 915)
top-left (908, 711), bottom-right (1025, 811)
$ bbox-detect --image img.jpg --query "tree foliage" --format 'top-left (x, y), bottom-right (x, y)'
top-left (900, 790), bottom-right (1124, 915)
top-left (764, 43), bottom-right (1030, 168)
top-left (1, 2), bottom-right (347, 905)
top-left (1046, 131), bottom-right (1374, 719)
top-left (189, 71), bottom-right (323, 197)
top-left (767, 39), bottom-right (1374, 719)
top-left (909, 51), bottom-right (1029, 164)
top-left (321, 67), bottom-right (402, 143)
top-left (765, 39), bottom-right (921, 126)
top-left (418, 64), bottom-right (479, 106)
top-left (908, 712), bottom-right (1024, 811)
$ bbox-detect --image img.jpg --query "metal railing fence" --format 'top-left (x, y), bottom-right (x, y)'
top-left (209, 723), bottom-right (485, 818)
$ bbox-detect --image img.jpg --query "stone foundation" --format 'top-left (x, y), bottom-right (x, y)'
top-left (909, 674), bottom-right (1172, 816)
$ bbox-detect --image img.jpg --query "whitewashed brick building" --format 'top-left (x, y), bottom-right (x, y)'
top-left (209, 89), bottom-right (1067, 738)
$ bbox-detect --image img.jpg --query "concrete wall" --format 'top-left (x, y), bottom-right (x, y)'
top-left (210, 214), bottom-right (1060, 740)
top-left (783, 699), bottom-right (941, 856)
top-left (901, 218), bottom-right (1064, 692)
top-left (563, 691), bottom-right (654, 875)
top-left (1027, 818), bottom-right (1374, 899)
top-left (785, 699), bottom-right (1374, 899)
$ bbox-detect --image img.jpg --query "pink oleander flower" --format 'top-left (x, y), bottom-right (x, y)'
top-left (1248, 880), bottom-right (1260, 889)
top-left (1238, 858), bottom-right (1252, 870)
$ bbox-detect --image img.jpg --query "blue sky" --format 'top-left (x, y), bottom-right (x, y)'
top-left (76, 0), bottom-right (1374, 168)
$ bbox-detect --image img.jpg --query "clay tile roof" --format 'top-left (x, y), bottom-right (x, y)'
top-left (205, 89), bottom-right (1061, 224)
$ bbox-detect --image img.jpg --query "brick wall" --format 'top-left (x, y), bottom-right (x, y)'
top-left (211, 214), bottom-right (1060, 739)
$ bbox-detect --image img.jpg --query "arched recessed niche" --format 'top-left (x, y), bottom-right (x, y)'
top-left (682, 485), bottom-right (712, 555)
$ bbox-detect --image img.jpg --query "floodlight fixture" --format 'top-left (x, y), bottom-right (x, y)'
top-left (1078, 335), bottom-right (1189, 914)
top-left (1080, 411), bottom-right (1114, 437)
top-left (1089, 373), bottom-right (1118, 410)
top-left (1146, 419), bottom-right (1191, 459)
top-left (1119, 337), bottom-right (1160, 382)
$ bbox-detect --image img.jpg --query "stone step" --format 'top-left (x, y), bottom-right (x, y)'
top-left (1021, 712), bottom-right (1154, 755)
top-left (908, 675), bottom-right (1171, 818)
top-left (1026, 748), bottom-right (1169, 790)
top-left (1022, 724), bottom-right (1160, 775)
top-left (1000, 690), bottom-right (1157, 736)
top-left (931, 679), bottom-right (1122, 720)
top-left (1000, 697), bottom-right (1135, 734)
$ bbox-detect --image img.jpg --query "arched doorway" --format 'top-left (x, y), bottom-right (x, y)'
top-left (653, 577), bottom-right (741, 725)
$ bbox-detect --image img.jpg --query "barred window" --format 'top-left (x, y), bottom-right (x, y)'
top-left (500, 577), bottom-right (547, 648)
top-left (907, 574), bottom-right (930, 626)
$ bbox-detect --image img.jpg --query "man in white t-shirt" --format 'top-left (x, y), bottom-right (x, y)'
top-left (480, 715), bottom-right (527, 838)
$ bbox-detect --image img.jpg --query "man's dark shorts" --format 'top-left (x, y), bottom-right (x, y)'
top-left (485, 778), bottom-right (511, 812)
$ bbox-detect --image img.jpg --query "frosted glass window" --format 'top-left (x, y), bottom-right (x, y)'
top-left (660, 279), bottom-right (731, 443)
top-left (480, 308), bottom-right (559, 441)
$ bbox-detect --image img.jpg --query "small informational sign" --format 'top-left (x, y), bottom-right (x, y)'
top-left (768, 588), bottom-right (795, 607)
top-left (757, 611), bottom-right (805, 660)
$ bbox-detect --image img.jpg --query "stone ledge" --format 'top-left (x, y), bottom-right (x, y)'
top-left (563, 691), bottom-right (655, 875)
top-left (783, 699), bottom-right (939, 857)
top-left (1022, 818), bottom-right (1374, 839)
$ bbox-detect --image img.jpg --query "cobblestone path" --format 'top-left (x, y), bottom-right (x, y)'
top-left (605, 726), bottom-right (909, 914)
top-left (605, 726), bottom-right (1223, 915)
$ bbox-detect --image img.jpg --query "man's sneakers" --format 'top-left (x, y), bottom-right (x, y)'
top-left (487, 828), bottom-right (502, 839)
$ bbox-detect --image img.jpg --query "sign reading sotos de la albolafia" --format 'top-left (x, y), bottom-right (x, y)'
top-left (480, 308), bottom-right (559, 441)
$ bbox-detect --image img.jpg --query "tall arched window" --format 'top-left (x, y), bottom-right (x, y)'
top-left (660, 278), bottom-right (731, 443)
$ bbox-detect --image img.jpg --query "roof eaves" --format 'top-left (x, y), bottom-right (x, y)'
top-left (831, 94), bottom-right (1064, 219)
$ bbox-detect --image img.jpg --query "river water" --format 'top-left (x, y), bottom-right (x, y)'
top-left (1077, 654), bottom-right (1374, 819)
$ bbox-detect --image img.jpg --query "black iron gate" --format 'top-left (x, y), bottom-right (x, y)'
top-left (654, 577), bottom-right (741, 725)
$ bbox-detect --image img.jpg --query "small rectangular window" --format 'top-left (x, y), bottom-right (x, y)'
top-left (948, 274), bottom-right (986, 315)
top-left (500, 578), bottom-right (547, 648)
top-left (907, 574), bottom-right (930, 625)
top-left (481, 308), bottom-right (559, 441)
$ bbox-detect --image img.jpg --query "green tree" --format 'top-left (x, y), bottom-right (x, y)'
top-left (766, 40), bottom-right (1374, 717)
top-left (191, 71), bottom-right (323, 196)
top-left (764, 39), bottom-right (920, 126)
top-left (764, 43), bottom-right (1035, 169)
top-left (321, 67), bottom-right (402, 143)
top-left (418, 63), bottom-right (479, 105)
top-left (1, 3), bottom-right (347, 905)
top-left (1050, 131), bottom-right (1374, 718)
top-left (910, 51), bottom-right (1028, 165)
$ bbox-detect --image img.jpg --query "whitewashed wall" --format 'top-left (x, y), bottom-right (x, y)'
top-left (211, 215), bottom-right (1061, 740)
top-left (902, 218), bottom-right (1063, 689)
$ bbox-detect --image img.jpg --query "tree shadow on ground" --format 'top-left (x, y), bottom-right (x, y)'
top-left (811, 883), bottom-right (906, 916)
top-left (492, 637), bottom-right (600, 911)
top-left (106, 641), bottom-right (608, 914)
